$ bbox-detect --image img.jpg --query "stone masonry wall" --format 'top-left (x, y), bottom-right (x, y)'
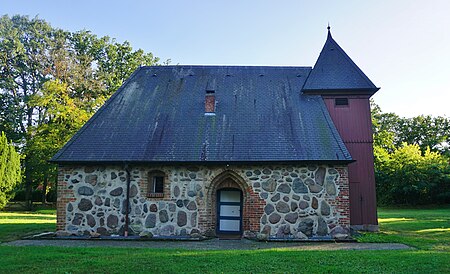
top-left (56, 164), bottom-right (350, 239)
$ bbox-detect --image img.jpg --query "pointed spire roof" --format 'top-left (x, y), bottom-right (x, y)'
top-left (303, 27), bottom-right (379, 95)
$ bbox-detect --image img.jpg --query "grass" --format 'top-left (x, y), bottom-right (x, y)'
top-left (0, 206), bottom-right (448, 273)
top-left (0, 246), bottom-right (448, 273)
top-left (356, 206), bottom-right (450, 251)
top-left (0, 209), bottom-right (56, 243)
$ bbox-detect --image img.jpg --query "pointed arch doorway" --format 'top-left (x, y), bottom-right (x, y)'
top-left (207, 171), bottom-right (249, 239)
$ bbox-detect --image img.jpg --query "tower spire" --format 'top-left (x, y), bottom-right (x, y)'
top-left (327, 23), bottom-right (332, 38)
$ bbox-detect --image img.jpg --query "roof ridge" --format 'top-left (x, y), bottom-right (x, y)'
top-left (50, 67), bottom-right (144, 162)
top-left (140, 65), bottom-right (312, 69)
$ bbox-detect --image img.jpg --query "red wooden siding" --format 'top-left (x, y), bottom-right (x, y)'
top-left (323, 96), bottom-right (378, 227)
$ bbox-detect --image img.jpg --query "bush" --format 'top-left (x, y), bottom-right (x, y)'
top-left (10, 186), bottom-right (57, 206)
top-left (0, 132), bottom-right (21, 209)
top-left (375, 144), bottom-right (450, 205)
top-left (12, 188), bottom-right (57, 203)
top-left (46, 188), bottom-right (57, 203)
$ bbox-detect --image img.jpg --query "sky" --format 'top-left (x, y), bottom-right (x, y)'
top-left (1, 0), bottom-right (449, 118)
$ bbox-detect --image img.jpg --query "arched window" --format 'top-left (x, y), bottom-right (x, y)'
top-left (148, 171), bottom-right (165, 198)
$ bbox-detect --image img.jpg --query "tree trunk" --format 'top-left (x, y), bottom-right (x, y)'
top-left (42, 175), bottom-right (48, 204)
top-left (24, 156), bottom-right (33, 210)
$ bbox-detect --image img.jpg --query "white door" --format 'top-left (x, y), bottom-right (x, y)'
top-left (218, 189), bottom-right (242, 233)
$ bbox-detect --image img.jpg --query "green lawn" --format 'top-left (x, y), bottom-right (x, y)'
top-left (0, 207), bottom-right (448, 273)
top-left (357, 206), bottom-right (450, 251)
top-left (0, 209), bottom-right (56, 243)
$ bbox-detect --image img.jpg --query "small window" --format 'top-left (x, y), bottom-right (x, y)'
top-left (153, 176), bottom-right (164, 193)
top-left (148, 171), bottom-right (165, 198)
top-left (335, 98), bottom-right (349, 106)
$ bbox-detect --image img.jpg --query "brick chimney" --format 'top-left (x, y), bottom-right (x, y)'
top-left (205, 90), bottom-right (215, 113)
top-left (205, 79), bottom-right (216, 114)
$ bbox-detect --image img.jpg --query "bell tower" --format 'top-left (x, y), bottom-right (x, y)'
top-left (303, 27), bottom-right (380, 231)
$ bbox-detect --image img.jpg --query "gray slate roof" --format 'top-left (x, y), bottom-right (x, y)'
top-left (51, 65), bottom-right (352, 163)
top-left (303, 30), bottom-right (379, 93)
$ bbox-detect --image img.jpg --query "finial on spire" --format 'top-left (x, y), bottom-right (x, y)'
top-left (327, 23), bottom-right (332, 38)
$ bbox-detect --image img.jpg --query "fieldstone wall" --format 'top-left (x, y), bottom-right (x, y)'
top-left (56, 164), bottom-right (350, 239)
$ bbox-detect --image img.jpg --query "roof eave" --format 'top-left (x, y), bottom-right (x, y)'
top-left (51, 159), bottom-right (355, 166)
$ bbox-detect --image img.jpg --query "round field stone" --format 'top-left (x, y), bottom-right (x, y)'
top-left (298, 218), bottom-right (314, 237)
top-left (320, 200), bottom-right (331, 216)
top-left (107, 214), bottom-right (119, 229)
top-left (94, 196), bottom-right (103, 206)
top-left (261, 225), bottom-right (271, 235)
top-left (312, 197), bottom-right (318, 209)
top-left (78, 186), bottom-right (94, 196)
top-left (191, 212), bottom-right (198, 227)
top-left (325, 181), bottom-right (337, 196)
top-left (271, 193), bottom-right (280, 202)
top-left (159, 210), bottom-right (169, 223)
top-left (169, 203), bottom-right (176, 212)
top-left (145, 214), bottom-right (156, 228)
top-left (276, 224), bottom-right (291, 238)
top-left (174, 186), bottom-right (180, 197)
top-left (285, 212), bottom-right (298, 224)
top-left (276, 201), bottom-right (290, 213)
top-left (264, 204), bottom-right (275, 215)
top-left (177, 211), bottom-right (187, 227)
top-left (268, 213), bottom-right (281, 224)
top-left (299, 200), bottom-right (309, 210)
top-left (291, 202), bottom-right (298, 211)
top-left (187, 201), bottom-right (197, 210)
top-left (315, 167), bottom-right (326, 186)
top-left (160, 225), bottom-right (175, 236)
top-left (262, 178), bottom-right (276, 192)
top-left (85, 174), bottom-right (97, 185)
top-left (78, 198), bottom-right (93, 211)
top-left (317, 217), bottom-right (328, 236)
top-left (277, 183), bottom-right (291, 194)
top-left (176, 200), bottom-right (184, 208)
top-left (293, 178), bottom-right (308, 194)
top-left (129, 185), bottom-right (138, 197)
top-left (72, 213), bottom-right (83, 225)
top-left (110, 187), bottom-right (123, 196)
top-left (86, 214), bottom-right (96, 227)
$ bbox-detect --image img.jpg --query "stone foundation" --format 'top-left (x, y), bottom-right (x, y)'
top-left (56, 164), bottom-right (350, 239)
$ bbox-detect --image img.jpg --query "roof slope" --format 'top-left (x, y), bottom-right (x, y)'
top-left (303, 30), bottom-right (379, 94)
top-left (52, 66), bottom-right (351, 163)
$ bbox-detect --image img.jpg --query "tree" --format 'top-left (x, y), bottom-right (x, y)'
top-left (371, 100), bottom-right (450, 156)
top-left (375, 143), bottom-right (450, 205)
top-left (0, 131), bottom-right (21, 209)
top-left (0, 15), bottom-right (160, 208)
top-left (372, 101), bottom-right (450, 205)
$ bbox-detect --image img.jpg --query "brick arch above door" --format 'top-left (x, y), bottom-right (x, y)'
top-left (201, 170), bottom-right (265, 237)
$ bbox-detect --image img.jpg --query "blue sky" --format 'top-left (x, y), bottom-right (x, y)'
top-left (2, 0), bottom-right (449, 117)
